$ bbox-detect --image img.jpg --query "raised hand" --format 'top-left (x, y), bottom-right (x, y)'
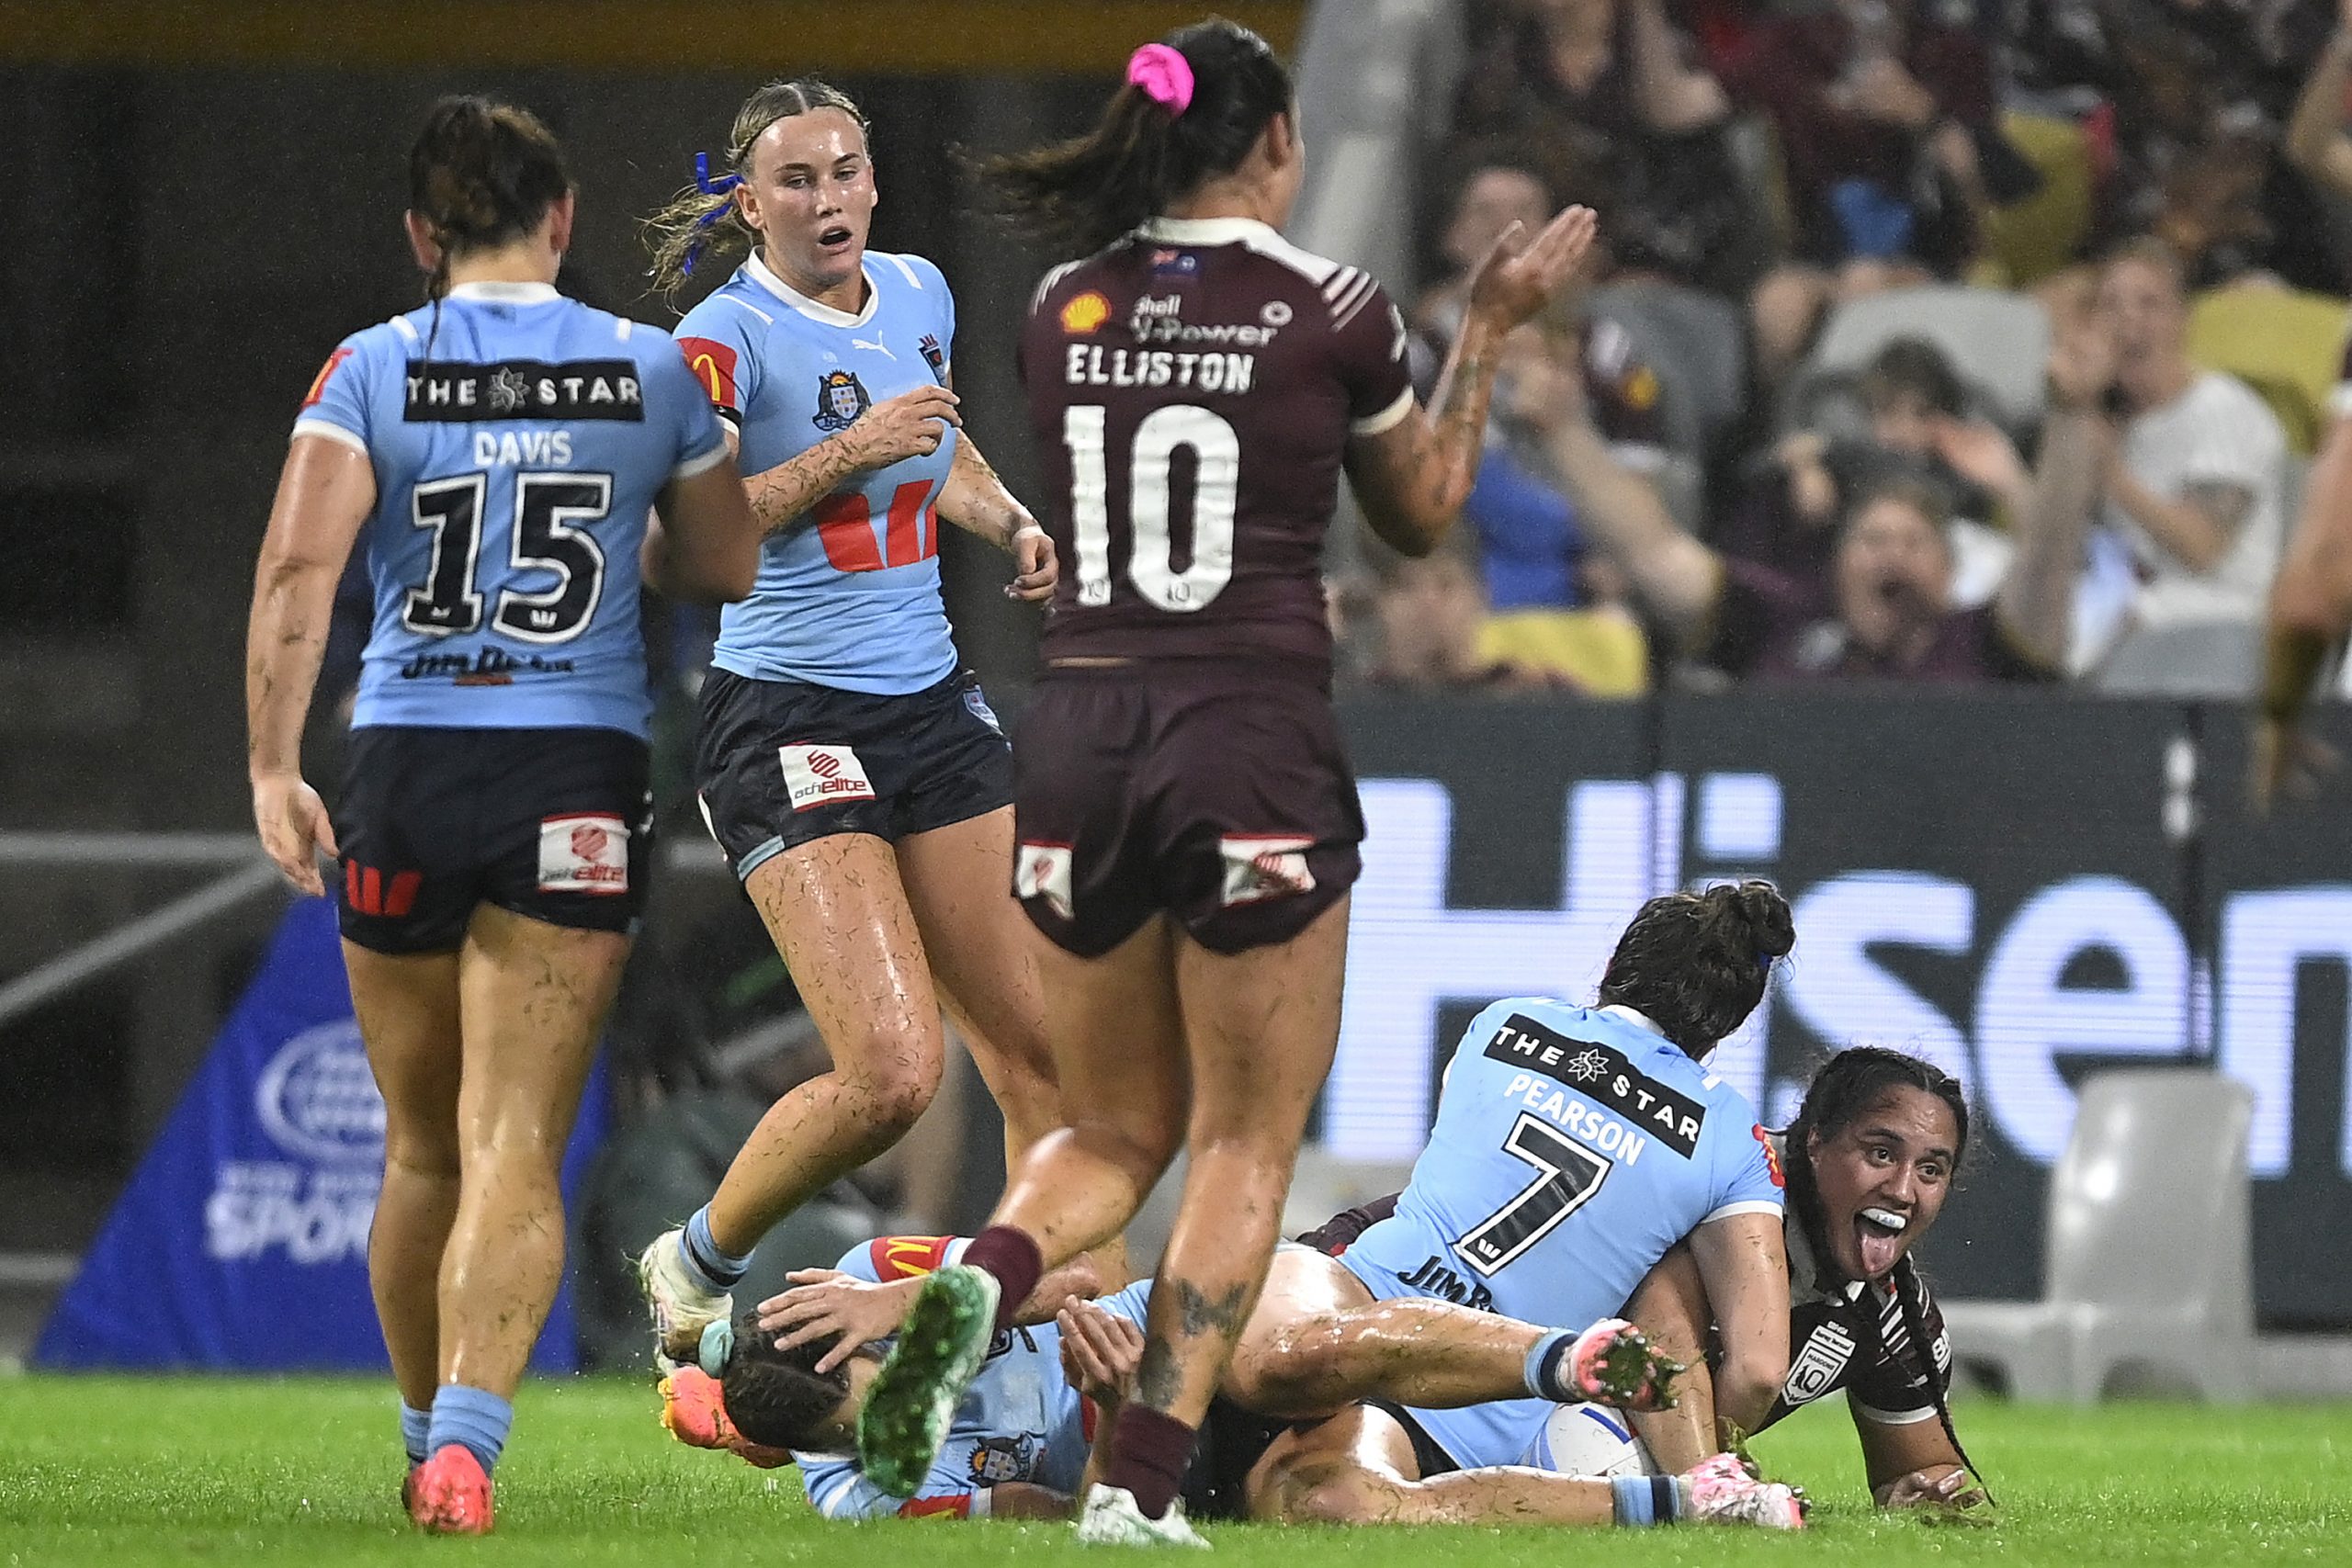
top-left (846, 384), bottom-right (962, 470)
top-left (1465, 206), bottom-right (1600, 333)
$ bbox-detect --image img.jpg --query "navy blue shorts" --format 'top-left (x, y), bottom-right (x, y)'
top-left (334, 726), bottom-right (651, 955)
top-left (693, 667), bottom-right (1013, 881)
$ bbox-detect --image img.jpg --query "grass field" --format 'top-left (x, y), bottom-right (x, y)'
top-left (2, 1376), bottom-right (2346, 1565)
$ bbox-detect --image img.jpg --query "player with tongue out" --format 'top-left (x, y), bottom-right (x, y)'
top-left (1568, 1047), bottom-right (1989, 1516)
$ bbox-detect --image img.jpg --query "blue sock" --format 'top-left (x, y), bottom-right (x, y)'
top-left (682, 1205), bottom-right (754, 1292)
top-left (1524, 1328), bottom-right (1576, 1401)
top-left (401, 1402), bottom-right (431, 1466)
top-left (426, 1384), bottom-right (514, 1474)
top-left (1611, 1475), bottom-right (1689, 1527)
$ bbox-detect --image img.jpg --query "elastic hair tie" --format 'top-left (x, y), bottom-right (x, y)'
top-left (681, 152), bottom-right (742, 278)
top-left (696, 1316), bottom-right (736, 1376)
top-left (1126, 43), bottom-right (1195, 116)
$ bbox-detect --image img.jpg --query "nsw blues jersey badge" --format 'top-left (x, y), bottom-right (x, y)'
top-left (812, 367), bottom-right (872, 432)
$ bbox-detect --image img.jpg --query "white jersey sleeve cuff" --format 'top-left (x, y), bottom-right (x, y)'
top-left (1849, 1393), bottom-right (1939, 1426)
top-left (291, 418), bottom-right (368, 457)
top-left (1351, 386), bottom-right (1415, 437)
top-left (672, 442), bottom-right (729, 480)
top-left (1698, 1199), bottom-right (1786, 1225)
top-left (967, 1488), bottom-right (993, 1518)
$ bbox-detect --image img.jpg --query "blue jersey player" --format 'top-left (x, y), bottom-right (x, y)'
top-left (631, 79), bottom-right (1080, 1394)
top-left (1214, 883), bottom-right (1800, 1523)
top-left (244, 96), bottom-right (756, 1537)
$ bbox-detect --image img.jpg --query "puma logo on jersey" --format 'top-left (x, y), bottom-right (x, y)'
top-left (851, 336), bottom-right (897, 360)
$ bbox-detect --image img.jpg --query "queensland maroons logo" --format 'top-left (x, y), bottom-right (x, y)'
top-left (811, 368), bottom-right (871, 432)
top-left (255, 1020), bottom-right (385, 1165)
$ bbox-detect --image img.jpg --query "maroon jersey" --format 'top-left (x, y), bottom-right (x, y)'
top-left (1018, 217), bottom-right (1415, 675)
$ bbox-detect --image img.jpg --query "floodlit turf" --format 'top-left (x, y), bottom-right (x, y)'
top-left (1, 1375), bottom-right (2346, 1565)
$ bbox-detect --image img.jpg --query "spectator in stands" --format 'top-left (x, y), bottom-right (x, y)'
top-left (1718, 337), bottom-right (2031, 609)
top-left (1453, 0), bottom-right (1774, 295)
top-left (1464, 304), bottom-right (1673, 611)
top-left (1521, 324), bottom-right (2106, 682)
top-left (1727, 0), bottom-right (2012, 380)
top-left (1415, 141), bottom-right (1564, 332)
top-left (2034, 239), bottom-right (2289, 665)
top-left (1363, 535), bottom-right (1580, 694)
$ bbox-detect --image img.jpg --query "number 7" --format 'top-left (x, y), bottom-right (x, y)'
top-left (1454, 1113), bottom-right (1611, 1277)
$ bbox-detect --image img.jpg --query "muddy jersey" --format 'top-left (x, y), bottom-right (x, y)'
top-left (1759, 1149), bottom-right (1953, 1431)
top-left (1017, 217), bottom-right (1415, 677)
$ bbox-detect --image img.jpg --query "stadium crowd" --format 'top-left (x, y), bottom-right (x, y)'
top-left (1343, 0), bottom-right (2352, 698)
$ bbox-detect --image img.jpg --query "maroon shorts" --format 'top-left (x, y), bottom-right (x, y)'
top-left (1012, 662), bottom-right (1364, 957)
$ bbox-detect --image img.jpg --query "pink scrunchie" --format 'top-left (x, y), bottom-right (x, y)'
top-left (1126, 43), bottom-right (1195, 116)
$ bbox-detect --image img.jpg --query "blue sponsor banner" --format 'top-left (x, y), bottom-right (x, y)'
top-left (34, 897), bottom-right (605, 1371)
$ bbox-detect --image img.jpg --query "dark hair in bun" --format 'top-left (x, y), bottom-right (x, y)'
top-left (408, 95), bottom-right (572, 299)
top-left (1598, 879), bottom-right (1793, 1056)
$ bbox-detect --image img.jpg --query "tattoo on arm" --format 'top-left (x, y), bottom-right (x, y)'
top-left (746, 436), bottom-right (864, 540)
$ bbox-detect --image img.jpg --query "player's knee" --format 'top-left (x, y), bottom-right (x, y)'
top-left (383, 1125), bottom-right (460, 1181)
top-left (853, 1052), bottom-right (943, 1135)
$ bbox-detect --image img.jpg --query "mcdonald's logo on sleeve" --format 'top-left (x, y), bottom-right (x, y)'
top-left (677, 336), bottom-right (741, 416)
top-left (867, 1235), bottom-right (954, 1280)
top-left (301, 346), bottom-right (354, 410)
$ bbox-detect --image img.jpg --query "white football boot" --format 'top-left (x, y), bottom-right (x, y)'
top-left (1075, 1483), bottom-right (1212, 1549)
top-left (634, 1226), bottom-right (732, 1371)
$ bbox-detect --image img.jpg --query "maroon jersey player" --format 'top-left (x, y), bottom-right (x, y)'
top-left (854, 19), bottom-right (1596, 1544)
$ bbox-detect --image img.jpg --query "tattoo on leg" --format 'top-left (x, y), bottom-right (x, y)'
top-left (1174, 1280), bottom-right (1250, 1339)
top-left (1136, 1336), bottom-right (1183, 1409)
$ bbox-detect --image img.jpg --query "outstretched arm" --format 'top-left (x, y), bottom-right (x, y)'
top-left (1537, 405), bottom-right (1724, 648)
top-left (1346, 207), bottom-right (1598, 557)
top-left (1996, 322), bottom-right (2118, 671)
top-left (1856, 1408), bottom-right (1984, 1512)
top-left (2254, 413), bottom-right (2352, 809)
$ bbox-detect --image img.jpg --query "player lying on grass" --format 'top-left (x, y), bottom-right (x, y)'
top-left (1599, 1045), bottom-right (1988, 1514)
top-left (1286, 1045), bottom-right (1988, 1520)
top-left (659, 1234), bottom-right (1801, 1529)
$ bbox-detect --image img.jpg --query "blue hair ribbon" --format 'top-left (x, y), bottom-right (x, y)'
top-left (682, 152), bottom-right (742, 277)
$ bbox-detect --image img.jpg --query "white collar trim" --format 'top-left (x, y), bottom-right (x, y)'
top-left (1137, 216), bottom-right (1283, 248)
top-left (1599, 1004), bottom-right (1666, 1038)
top-left (745, 252), bottom-right (876, 327)
top-left (446, 281), bottom-right (560, 304)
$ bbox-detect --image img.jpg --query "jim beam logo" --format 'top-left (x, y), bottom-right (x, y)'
top-left (404, 358), bottom-right (645, 422)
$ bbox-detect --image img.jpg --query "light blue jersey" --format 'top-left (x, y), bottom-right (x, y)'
top-left (795, 1237), bottom-right (1151, 1519)
top-left (1339, 999), bottom-right (1783, 1469)
top-left (293, 281), bottom-right (727, 737)
top-left (675, 252), bottom-right (960, 695)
